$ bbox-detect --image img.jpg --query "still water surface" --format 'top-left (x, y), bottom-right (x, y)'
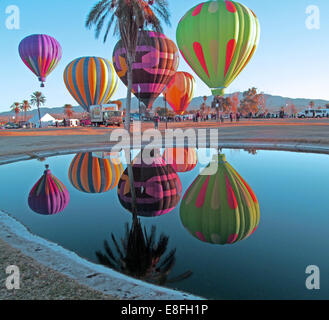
top-left (0, 148), bottom-right (328, 300)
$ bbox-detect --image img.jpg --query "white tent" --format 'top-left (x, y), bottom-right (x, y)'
top-left (30, 112), bottom-right (56, 128)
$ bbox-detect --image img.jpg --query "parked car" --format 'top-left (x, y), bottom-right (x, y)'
top-left (4, 122), bottom-right (19, 129)
top-left (298, 109), bottom-right (328, 118)
top-left (18, 121), bottom-right (31, 128)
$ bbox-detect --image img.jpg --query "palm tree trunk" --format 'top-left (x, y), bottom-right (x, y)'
top-left (25, 109), bottom-right (27, 122)
top-left (37, 103), bottom-right (42, 128)
top-left (125, 62), bottom-right (133, 134)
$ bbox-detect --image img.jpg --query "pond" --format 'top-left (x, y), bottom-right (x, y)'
top-left (0, 147), bottom-right (328, 300)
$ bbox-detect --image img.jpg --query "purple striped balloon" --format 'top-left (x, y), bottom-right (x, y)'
top-left (19, 34), bottom-right (62, 87)
top-left (28, 165), bottom-right (69, 215)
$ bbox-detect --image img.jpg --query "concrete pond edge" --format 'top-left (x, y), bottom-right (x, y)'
top-left (0, 210), bottom-right (202, 300)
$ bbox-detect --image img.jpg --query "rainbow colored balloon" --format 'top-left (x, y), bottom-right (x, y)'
top-left (64, 57), bottom-right (118, 112)
top-left (19, 34), bottom-right (62, 87)
top-left (163, 148), bottom-right (198, 173)
top-left (118, 150), bottom-right (182, 217)
top-left (180, 154), bottom-right (260, 245)
top-left (113, 30), bottom-right (179, 109)
top-left (176, 0), bottom-right (260, 96)
top-left (28, 165), bottom-right (69, 215)
top-left (69, 152), bottom-right (123, 194)
top-left (164, 72), bottom-right (195, 115)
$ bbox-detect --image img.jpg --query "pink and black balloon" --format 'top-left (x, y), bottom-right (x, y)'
top-left (117, 150), bottom-right (182, 217)
top-left (113, 30), bottom-right (179, 109)
top-left (28, 165), bottom-right (69, 215)
top-left (19, 34), bottom-right (62, 87)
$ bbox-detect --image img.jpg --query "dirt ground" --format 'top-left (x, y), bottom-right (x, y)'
top-left (1, 119), bottom-right (329, 158)
top-left (0, 239), bottom-right (116, 300)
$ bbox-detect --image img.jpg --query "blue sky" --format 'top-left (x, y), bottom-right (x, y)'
top-left (0, 0), bottom-right (328, 112)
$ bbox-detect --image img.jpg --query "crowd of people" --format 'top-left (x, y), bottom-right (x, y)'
top-left (153, 111), bottom-right (243, 128)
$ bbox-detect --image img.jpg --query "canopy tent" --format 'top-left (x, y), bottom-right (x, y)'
top-left (29, 112), bottom-right (56, 127)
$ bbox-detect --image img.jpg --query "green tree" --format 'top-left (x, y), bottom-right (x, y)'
top-left (240, 87), bottom-right (263, 116)
top-left (309, 101), bottom-right (315, 109)
top-left (10, 102), bottom-right (21, 122)
top-left (86, 0), bottom-right (171, 134)
top-left (30, 92), bottom-right (46, 128)
top-left (21, 100), bottom-right (31, 122)
top-left (64, 104), bottom-right (74, 119)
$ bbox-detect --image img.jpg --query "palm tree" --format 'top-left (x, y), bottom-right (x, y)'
top-left (64, 104), bottom-right (73, 119)
top-left (21, 100), bottom-right (31, 122)
top-left (96, 218), bottom-right (192, 285)
top-left (30, 92), bottom-right (46, 128)
top-left (86, 0), bottom-right (171, 133)
top-left (10, 102), bottom-right (21, 122)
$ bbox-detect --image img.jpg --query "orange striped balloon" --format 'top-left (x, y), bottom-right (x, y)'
top-left (164, 72), bottom-right (195, 115)
top-left (163, 148), bottom-right (198, 173)
top-left (63, 57), bottom-right (118, 112)
top-left (68, 153), bottom-right (123, 194)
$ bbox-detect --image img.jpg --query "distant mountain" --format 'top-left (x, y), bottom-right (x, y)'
top-left (1, 92), bottom-right (329, 117)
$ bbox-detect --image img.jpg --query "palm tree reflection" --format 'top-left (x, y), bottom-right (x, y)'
top-left (96, 148), bottom-right (192, 286)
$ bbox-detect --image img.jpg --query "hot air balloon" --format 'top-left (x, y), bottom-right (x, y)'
top-left (113, 30), bottom-right (179, 109)
top-left (176, 0), bottom-right (260, 97)
top-left (163, 148), bottom-right (198, 173)
top-left (118, 150), bottom-right (182, 217)
top-left (63, 57), bottom-right (118, 112)
top-left (180, 154), bottom-right (260, 245)
top-left (28, 165), bottom-right (69, 215)
top-left (69, 152), bottom-right (123, 194)
top-left (164, 72), bottom-right (195, 115)
top-left (19, 34), bottom-right (62, 87)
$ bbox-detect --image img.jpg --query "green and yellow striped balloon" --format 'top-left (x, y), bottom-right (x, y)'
top-left (176, 0), bottom-right (260, 96)
top-left (180, 154), bottom-right (260, 245)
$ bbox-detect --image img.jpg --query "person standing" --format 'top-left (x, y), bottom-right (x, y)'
top-left (154, 114), bottom-right (160, 130)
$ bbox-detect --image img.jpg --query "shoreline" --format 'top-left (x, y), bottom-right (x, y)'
top-left (0, 210), bottom-right (202, 300)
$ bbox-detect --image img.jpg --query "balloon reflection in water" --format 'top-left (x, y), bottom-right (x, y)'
top-left (28, 165), bottom-right (69, 215)
top-left (118, 150), bottom-right (182, 217)
top-left (180, 154), bottom-right (260, 245)
top-left (163, 148), bottom-right (198, 173)
top-left (69, 152), bottom-right (123, 194)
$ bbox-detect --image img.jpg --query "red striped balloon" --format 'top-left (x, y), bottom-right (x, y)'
top-left (176, 0), bottom-right (260, 97)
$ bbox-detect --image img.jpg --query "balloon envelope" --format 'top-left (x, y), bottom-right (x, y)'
top-left (113, 30), bottom-right (179, 109)
top-left (164, 72), bottom-right (195, 115)
top-left (176, 0), bottom-right (260, 96)
top-left (180, 154), bottom-right (260, 245)
top-left (163, 148), bottom-right (198, 173)
top-left (64, 57), bottom-right (118, 112)
top-left (19, 34), bottom-right (62, 87)
top-left (28, 166), bottom-right (69, 215)
top-left (118, 151), bottom-right (182, 217)
top-left (69, 152), bottom-right (123, 194)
